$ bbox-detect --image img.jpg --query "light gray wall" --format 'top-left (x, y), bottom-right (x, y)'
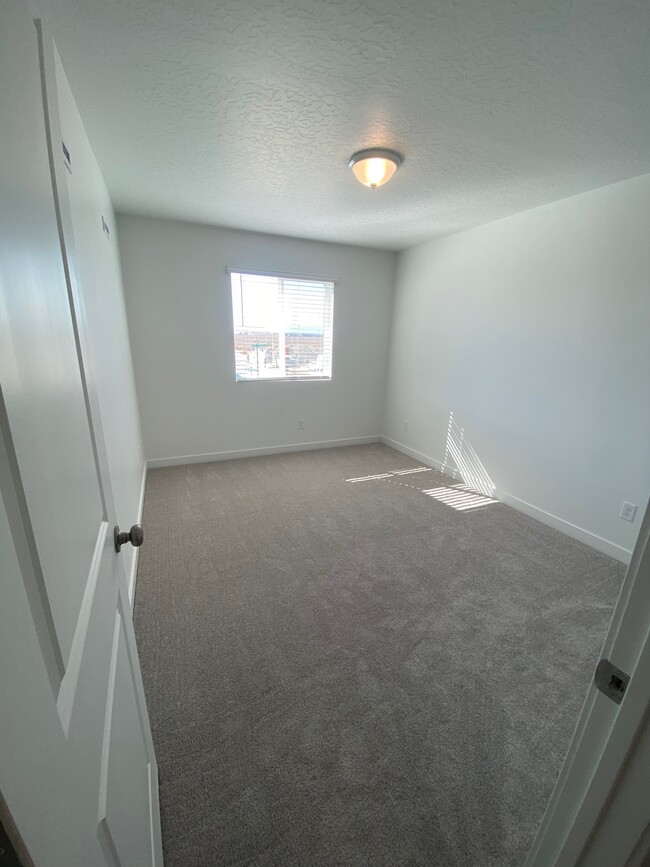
top-left (383, 173), bottom-right (650, 561)
top-left (117, 215), bottom-right (395, 463)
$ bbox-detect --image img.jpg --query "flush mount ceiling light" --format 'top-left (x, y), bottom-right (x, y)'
top-left (348, 148), bottom-right (403, 189)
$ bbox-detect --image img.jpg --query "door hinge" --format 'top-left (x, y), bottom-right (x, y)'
top-left (595, 658), bottom-right (630, 705)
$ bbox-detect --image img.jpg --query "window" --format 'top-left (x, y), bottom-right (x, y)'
top-left (229, 270), bottom-right (334, 382)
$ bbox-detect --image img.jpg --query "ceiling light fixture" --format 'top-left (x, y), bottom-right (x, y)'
top-left (348, 148), bottom-right (403, 189)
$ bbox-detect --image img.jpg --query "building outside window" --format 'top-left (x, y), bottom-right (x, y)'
top-left (229, 270), bottom-right (334, 382)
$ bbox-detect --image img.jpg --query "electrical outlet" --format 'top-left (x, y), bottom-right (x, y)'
top-left (298, 418), bottom-right (304, 430)
top-left (403, 420), bottom-right (409, 431)
top-left (620, 502), bottom-right (638, 523)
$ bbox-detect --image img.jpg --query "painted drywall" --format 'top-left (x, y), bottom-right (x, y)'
top-left (383, 173), bottom-right (650, 561)
top-left (117, 215), bottom-right (395, 463)
top-left (54, 56), bottom-right (145, 588)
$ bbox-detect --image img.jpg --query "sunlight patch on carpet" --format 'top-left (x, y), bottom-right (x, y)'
top-left (346, 465), bottom-right (497, 512)
top-left (423, 483), bottom-right (498, 512)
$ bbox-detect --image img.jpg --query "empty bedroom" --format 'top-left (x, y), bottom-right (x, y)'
top-left (1, 1), bottom-right (650, 866)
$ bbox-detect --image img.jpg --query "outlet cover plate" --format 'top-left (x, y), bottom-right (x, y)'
top-left (620, 502), bottom-right (638, 522)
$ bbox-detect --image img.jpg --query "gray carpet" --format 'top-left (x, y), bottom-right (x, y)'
top-left (133, 443), bottom-right (624, 867)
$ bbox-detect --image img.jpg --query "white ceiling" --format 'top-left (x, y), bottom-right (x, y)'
top-left (39, 0), bottom-right (650, 250)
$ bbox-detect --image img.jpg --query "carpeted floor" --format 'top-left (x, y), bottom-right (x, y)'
top-left (133, 443), bottom-right (624, 867)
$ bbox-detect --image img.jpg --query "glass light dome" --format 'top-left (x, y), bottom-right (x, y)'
top-left (348, 148), bottom-right (403, 189)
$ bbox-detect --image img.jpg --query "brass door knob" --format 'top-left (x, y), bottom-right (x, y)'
top-left (114, 523), bottom-right (144, 553)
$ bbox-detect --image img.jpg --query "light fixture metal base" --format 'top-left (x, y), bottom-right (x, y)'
top-left (347, 147), bottom-right (403, 169)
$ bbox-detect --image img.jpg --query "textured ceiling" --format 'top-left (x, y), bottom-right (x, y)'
top-left (38, 0), bottom-right (650, 250)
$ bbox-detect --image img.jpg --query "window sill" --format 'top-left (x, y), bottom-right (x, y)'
top-left (235, 375), bottom-right (332, 383)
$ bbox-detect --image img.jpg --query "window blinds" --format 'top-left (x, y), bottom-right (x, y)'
top-left (229, 271), bottom-right (334, 381)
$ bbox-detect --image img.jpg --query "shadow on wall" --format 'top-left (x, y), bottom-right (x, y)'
top-left (441, 412), bottom-right (496, 498)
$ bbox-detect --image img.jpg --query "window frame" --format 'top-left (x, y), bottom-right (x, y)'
top-left (226, 267), bottom-right (336, 384)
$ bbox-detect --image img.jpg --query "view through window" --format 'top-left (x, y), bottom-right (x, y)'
top-left (229, 270), bottom-right (334, 381)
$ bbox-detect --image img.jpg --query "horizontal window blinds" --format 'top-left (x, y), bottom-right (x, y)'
top-left (230, 271), bottom-right (334, 382)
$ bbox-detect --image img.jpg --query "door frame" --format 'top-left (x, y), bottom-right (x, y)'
top-left (527, 498), bottom-right (650, 865)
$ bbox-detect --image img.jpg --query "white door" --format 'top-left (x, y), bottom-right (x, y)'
top-left (0, 1), bottom-right (163, 865)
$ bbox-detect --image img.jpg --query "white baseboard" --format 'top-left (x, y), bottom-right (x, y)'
top-left (381, 436), bottom-right (632, 564)
top-left (128, 461), bottom-right (148, 607)
top-left (146, 436), bottom-right (381, 469)
top-left (497, 491), bottom-right (631, 564)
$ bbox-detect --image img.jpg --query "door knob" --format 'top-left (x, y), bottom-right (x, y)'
top-left (114, 523), bottom-right (144, 553)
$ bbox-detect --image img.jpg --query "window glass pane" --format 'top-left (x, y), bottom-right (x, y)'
top-left (230, 272), bottom-right (334, 381)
